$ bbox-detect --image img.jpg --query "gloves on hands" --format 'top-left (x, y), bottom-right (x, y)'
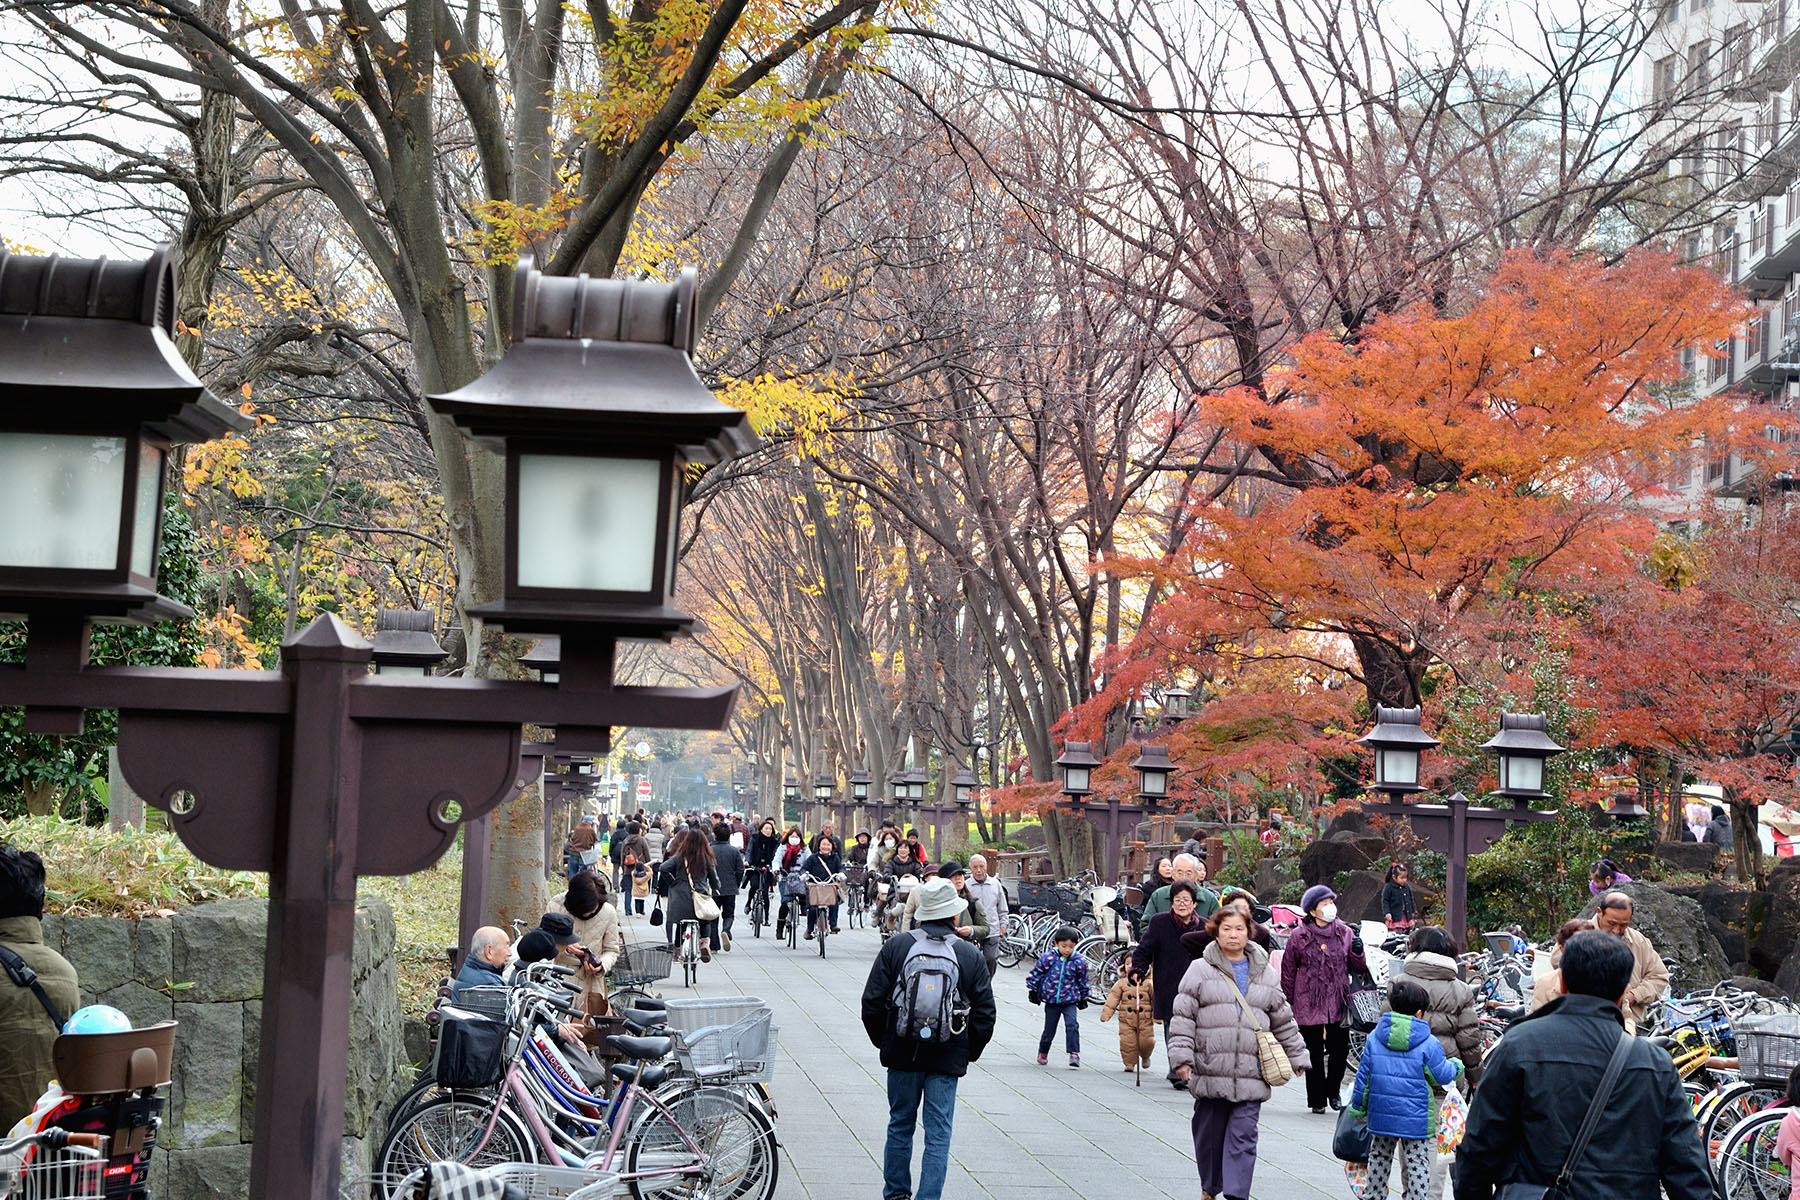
top-left (1028, 990), bottom-right (1042, 1005)
top-left (1077, 998), bottom-right (1090, 1010)
top-left (1350, 937), bottom-right (1365, 955)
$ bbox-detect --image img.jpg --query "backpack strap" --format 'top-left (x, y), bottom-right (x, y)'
top-left (0, 943), bottom-right (66, 1032)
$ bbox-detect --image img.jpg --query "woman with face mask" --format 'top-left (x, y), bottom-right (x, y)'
top-left (1279, 885), bottom-right (1368, 1115)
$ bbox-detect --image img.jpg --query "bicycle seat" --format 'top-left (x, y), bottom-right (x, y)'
top-left (630, 996), bottom-right (668, 1011)
top-left (611, 1061), bottom-right (672, 1090)
top-left (623, 1008), bottom-right (668, 1030)
top-left (1491, 1005), bottom-right (1527, 1022)
top-left (605, 1033), bottom-right (674, 1060)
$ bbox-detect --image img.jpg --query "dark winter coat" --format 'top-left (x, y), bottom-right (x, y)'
top-left (1025, 950), bottom-right (1090, 1006)
top-left (1167, 942), bottom-right (1311, 1103)
top-left (1129, 909), bottom-right (1205, 1021)
top-left (1279, 917), bottom-right (1367, 1027)
top-left (711, 840), bottom-right (746, 896)
top-left (654, 858), bottom-right (722, 928)
top-left (1380, 881), bottom-right (1416, 924)
top-left (800, 849), bottom-right (843, 881)
top-left (1454, 993), bottom-right (1713, 1200)
top-left (1349, 1011), bottom-right (1462, 1140)
top-left (747, 831), bottom-right (782, 872)
top-left (1387, 951), bottom-right (1486, 1086)
top-left (860, 919), bottom-right (997, 1077)
top-left (1703, 814), bottom-right (1733, 848)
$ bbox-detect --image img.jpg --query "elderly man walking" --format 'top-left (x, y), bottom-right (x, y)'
top-left (1592, 890), bottom-right (1670, 1029)
top-left (1455, 930), bottom-right (1711, 1200)
top-left (1144, 853), bottom-right (1219, 919)
top-left (963, 855), bottom-right (1009, 976)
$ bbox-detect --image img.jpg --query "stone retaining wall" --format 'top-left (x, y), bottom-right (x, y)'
top-left (39, 897), bottom-right (405, 1199)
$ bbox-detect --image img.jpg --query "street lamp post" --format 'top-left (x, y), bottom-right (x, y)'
top-left (1359, 708), bottom-right (1564, 944)
top-left (1051, 741), bottom-right (1162, 883)
top-left (848, 769), bottom-right (872, 833)
top-left (0, 249), bottom-right (755, 1200)
top-left (918, 766), bottom-right (975, 860)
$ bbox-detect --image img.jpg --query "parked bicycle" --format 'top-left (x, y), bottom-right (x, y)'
top-left (0, 1128), bottom-right (108, 1200)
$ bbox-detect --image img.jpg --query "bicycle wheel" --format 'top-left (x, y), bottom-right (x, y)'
top-left (623, 1084), bottom-right (779, 1200)
top-left (1705, 1083), bottom-right (1786, 1166)
top-left (611, 986), bottom-right (659, 1013)
top-left (1716, 1107), bottom-right (1793, 1200)
top-left (996, 915), bottom-right (1028, 968)
top-left (376, 1094), bottom-right (535, 1178)
top-left (1073, 936), bottom-right (1110, 1003)
top-left (749, 886), bottom-right (766, 938)
top-left (817, 908), bottom-right (828, 958)
top-left (786, 900), bottom-right (799, 949)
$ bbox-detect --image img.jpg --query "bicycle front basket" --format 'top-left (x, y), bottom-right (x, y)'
top-left (434, 1014), bottom-right (509, 1089)
top-left (1736, 1013), bottom-right (1800, 1083)
top-left (806, 882), bottom-right (840, 907)
top-left (672, 1010), bottom-right (777, 1082)
top-left (610, 942), bottom-right (674, 984)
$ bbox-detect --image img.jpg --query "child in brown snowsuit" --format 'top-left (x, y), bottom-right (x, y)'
top-left (1100, 974), bottom-right (1155, 1069)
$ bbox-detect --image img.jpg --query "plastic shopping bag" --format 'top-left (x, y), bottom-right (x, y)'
top-left (1437, 1084), bottom-right (1469, 1154)
top-left (1343, 1160), bottom-right (1370, 1199)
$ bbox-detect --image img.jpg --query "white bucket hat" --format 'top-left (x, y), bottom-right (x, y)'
top-left (913, 877), bottom-right (969, 923)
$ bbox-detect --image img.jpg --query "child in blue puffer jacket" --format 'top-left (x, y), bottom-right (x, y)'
top-left (1026, 927), bottom-right (1091, 1068)
top-left (1348, 978), bottom-right (1463, 1200)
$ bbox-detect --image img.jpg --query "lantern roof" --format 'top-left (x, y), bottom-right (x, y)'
top-left (1479, 712), bottom-right (1565, 756)
top-left (371, 609), bottom-right (448, 667)
top-left (427, 261), bottom-right (757, 463)
top-left (1054, 741), bottom-right (1102, 769)
top-left (1131, 744), bottom-right (1176, 774)
top-left (0, 246), bottom-right (248, 442)
top-left (1357, 705), bottom-right (1443, 751)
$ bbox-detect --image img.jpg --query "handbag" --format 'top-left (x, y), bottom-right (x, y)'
top-left (650, 897), bottom-right (664, 927)
top-left (689, 871), bottom-right (722, 922)
top-left (1211, 961), bottom-right (1295, 1087)
top-left (1496, 1031), bottom-right (1633, 1200)
top-left (1333, 1104), bottom-right (1371, 1163)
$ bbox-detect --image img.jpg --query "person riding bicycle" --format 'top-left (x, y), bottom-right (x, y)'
top-left (799, 835), bottom-right (846, 938)
top-left (747, 817), bottom-right (781, 915)
top-left (886, 840), bottom-right (923, 878)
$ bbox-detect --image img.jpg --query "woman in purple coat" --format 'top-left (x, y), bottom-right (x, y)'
top-left (1278, 884), bottom-right (1367, 1115)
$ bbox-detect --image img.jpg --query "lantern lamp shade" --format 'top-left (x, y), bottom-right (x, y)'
top-left (849, 769), bottom-right (871, 802)
top-left (1132, 744), bottom-right (1176, 799)
top-left (950, 767), bottom-right (977, 804)
top-left (0, 246), bottom-right (249, 623)
top-left (1480, 712), bottom-right (1565, 799)
top-left (1357, 706), bottom-right (1442, 794)
top-left (783, 780), bottom-right (799, 800)
top-left (427, 260), bottom-right (759, 642)
top-left (898, 769), bottom-right (925, 802)
top-left (1162, 686), bottom-right (1191, 716)
top-left (1056, 741), bottom-right (1101, 795)
top-left (813, 776), bottom-right (835, 801)
top-left (371, 608), bottom-right (448, 674)
top-left (888, 770), bottom-right (910, 801)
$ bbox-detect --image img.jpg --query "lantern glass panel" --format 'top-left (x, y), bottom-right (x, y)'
top-left (1377, 748), bottom-right (1419, 787)
top-left (852, 783), bottom-right (868, 801)
top-left (1063, 765), bottom-right (1091, 793)
top-left (1502, 754), bottom-right (1544, 794)
top-left (379, 663), bottom-right (427, 677)
top-left (516, 454), bottom-right (661, 592)
top-left (130, 443), bottom-right (165, 578)
top-left (0, 433), bottom-right (128, 570)
top-left (1139, 768), bottom-right (1169, 797)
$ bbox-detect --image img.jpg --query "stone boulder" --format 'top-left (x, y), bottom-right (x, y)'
top-left (1776, 951), bottom-right (1800, 1002)
top-left (1654, 841), bottom-right (1718, 873)
top-left (1726, 975), bottom-right (1789, 1000)
top-left (1334, 870), bottom-right (1385, 923)
top-left (1254, 857), bottom-right (1294, 902)
top-left (1323, 809), bottom-right (1373, 840)
top-left (1663, 880), bottom-right (1764, 972)
top-left (1754, 859), bottom-right (1800, 978)
top-left (1299, 833), bottom-right (1388, 887)
top-left (1580, 883), bottom-right (1731, 989)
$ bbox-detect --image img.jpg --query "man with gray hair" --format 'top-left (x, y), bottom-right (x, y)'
top-left (963, 855), bottom-right (1008, 975)
top-left (453, 926), bottom-right (511, 1001)
top-left (1593, 890), bottom-right (1670, 1029)
top-left (1144, 853), bottom-right (1218, 919)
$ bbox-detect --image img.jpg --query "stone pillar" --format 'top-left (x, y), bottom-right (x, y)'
top-left (108, 746), bottom-right (146, 830)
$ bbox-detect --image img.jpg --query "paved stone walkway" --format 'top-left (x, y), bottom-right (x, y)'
top-left (617, 905), bottom-right (1352, 1199)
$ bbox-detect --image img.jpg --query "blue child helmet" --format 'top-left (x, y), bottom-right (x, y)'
top-left (63, 1005), bottom-right (132, 1035)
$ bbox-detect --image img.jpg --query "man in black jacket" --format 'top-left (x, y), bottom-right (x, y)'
top-left (861, 877), bottom-right (997, 1200)
top-left (1454, 930), bottom-right (1712, 1200)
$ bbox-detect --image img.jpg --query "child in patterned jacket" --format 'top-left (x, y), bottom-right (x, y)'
top-left (1026, 926), bottom-right (1090, 1068)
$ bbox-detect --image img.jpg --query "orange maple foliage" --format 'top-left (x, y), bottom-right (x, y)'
top-left (1065, 249), bottom-right (1782, 801)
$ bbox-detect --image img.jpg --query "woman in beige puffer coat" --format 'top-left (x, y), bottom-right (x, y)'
top-left (1168, 908), bottom-right (1310, 1200)
top-left (1384, 926), bottom-right (1485, 1087)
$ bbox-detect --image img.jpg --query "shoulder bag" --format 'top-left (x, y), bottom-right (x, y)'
top-left (1210, 961), bottom-right (1295, 1087)
top-left (1497, 1031), bottom-right (1634, 1200)
top-left (688, 871), bottom-right (722, 922)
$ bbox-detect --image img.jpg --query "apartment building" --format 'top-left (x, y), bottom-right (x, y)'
top-left (1649, 0), bottom-right (1800, 498)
